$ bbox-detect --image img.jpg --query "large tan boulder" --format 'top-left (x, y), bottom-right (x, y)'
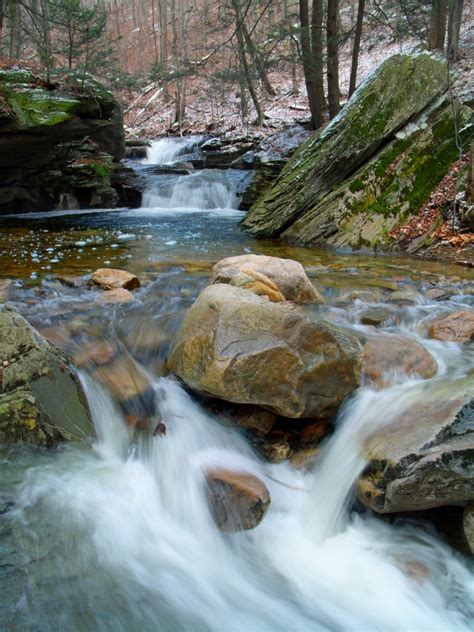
top-left (91, 268), bottom-right (140, 291)
top-left (212, 254), bottom-right (324, 304)
top-left (427, 310), bottom-right (474, 344)
top-left (205, 468), bottom-right (271, 532)
top-left (358, 377), bottom-right (474, 513)
top-left (168, 284), bottom-right (361, 418)
top-left (362, 334), bottom-right (437, 388)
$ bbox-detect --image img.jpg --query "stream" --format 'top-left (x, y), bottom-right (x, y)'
top-left (1, 137), bottom-right (473, 631)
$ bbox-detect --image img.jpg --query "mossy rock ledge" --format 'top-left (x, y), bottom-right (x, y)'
top-left (0, 65), bottom-right (141, 213)
top-left (0, 306), bottom-right (93, 445)
top-left (242, 53), bottom-right (473, 251)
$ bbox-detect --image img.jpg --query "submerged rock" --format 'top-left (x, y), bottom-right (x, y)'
top-left (358, 377), bottom-right (474, 513)
top-left (96, 288), bottom-right (135, 304)
top-left (205, 467), bottom-right (271, 531)
top-left (168, 284), bottom-right (361, 418)
top-left (427, 310), bottom-right (474, 344)
top-left (212, 254), bottom-right (324, 304)
top-left (91, 268), bottom-right (140, 291)
top-left (242, 54), bottom-right (472, 252)
top-left (72, 339), bottom-right (154, 429)
top-left (360, 307), bottom-right (393, 327)
top-left (0, 307), bottom-right (92, 444)
top-left (362, 334), bottom-right (438, 388)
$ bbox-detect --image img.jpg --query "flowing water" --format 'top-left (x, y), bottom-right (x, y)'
top-left (1, 138), bottom-right (473, 631)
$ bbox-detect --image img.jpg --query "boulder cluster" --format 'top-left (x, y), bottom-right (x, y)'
top-left (1, 256), bottom-right (473, 545)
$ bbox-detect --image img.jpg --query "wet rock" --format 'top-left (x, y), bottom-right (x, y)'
top-left (338, 290), bottom-right (380, 304)
top-left (363, 334), bottom-right (437, 388)
top-left (463, 502), bottom-right (474, 554)
top-left (91, 355), bottom-right (155, 428)
top-left (54, 274), bottom-right (86, 288)
top-left (289, 447), bottom-right (320, 470)
top-left (259, 434), bottom-right (292, 463)
top-left (91, 268), bottom-right (140, 291)
top-left (0, 65), bottom-right (125, 214)
top-left (0, 306), bottom-right (92, 444)
top-left (72, 340), bottom-right (118, 368)
top-left (168, 284), bottom-right (361, 418)
top-left (398, 560), bottom-right (429, 585)
top-left (230, 405), bottom-right (276, 436)
top-left (201, 138), bottom-right (222, 151)
top-left (424, 287), bottom-right (459, 301)
top-left (357, 377), bottom-right (474, 513)
top-left (205, 468), bottom-right (271, 531)
top-left (125, 139), bottom-right (151, 159)
top-left (360, 307), bottom-right (393, 327)
top-left (427, 310), bottom-right (474, 344)
top-left (386, 290), bottom-right (420, 306)
top-left (299, 420), bottom-right (331, 445)
top-left (0, 279), bottom-right (13, 303)
top-left (96, 288), bottom-right (135, 304)
top-left (212, 254), bottom-right (324, 304)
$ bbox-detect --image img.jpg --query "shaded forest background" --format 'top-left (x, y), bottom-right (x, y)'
top-left (0, 0), bottom-right (471, 137)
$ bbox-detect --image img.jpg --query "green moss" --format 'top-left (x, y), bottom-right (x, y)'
top-left (0, 68), bottom-right (36, 84)
top-left (243, 53), bottom-right (448, 238)
top-left (89, 161), bottom-right (111, 178)
top-left (2, 87), bottom-right (81, 128)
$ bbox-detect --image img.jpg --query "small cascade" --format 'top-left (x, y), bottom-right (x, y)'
top-left (142, 170), bottom-right (241, 210)
top-left (142, 136), bottom-right (203, 165)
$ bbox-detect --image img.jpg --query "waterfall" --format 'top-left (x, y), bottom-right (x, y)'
top-left (142, 137), bottom-right (203, 165)
top-left (141, 170), bottom-right (240, 211)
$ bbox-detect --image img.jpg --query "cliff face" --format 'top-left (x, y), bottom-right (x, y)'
top-left (0, 66), bottom-right (139, 213)
top-left (242, 53), bottom-right (473, 252)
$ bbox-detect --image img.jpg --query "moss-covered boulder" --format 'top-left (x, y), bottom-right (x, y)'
top-left (242, 54), bottom-right (472, 251)
top-left (0, 65), bottom-right (139, 213)
top-left (0, 306), bottom-right (93, 445)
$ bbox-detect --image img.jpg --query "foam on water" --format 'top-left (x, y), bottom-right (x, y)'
top-left (142, 170), bottom-right (241, 211)
top-left (142, 137), bottom-right (202, 165)
top-left (7, 373), bottom-right (474, 631)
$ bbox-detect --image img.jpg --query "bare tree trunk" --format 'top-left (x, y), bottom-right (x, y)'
top-left (349, 0), bottom-right (365, 97)
top-left (428, 0), bottom-right (448, 51)
top-left (327, 0), bottom-right (340, 118)
top-left (310, 0), bottom-right (326, 118)
top-left (0, 0), bottom-right (4, 54)
top-left (9, 0), bottom-right (21, 59)
top-left (38, 0), bottom-right (52, 79)
top-left (299, 0), bottom-right (323, 129)
top-left (240, 14), bottom-right (275, 96)
top-left (159, 0), bottom-right (171, 103)
top-left (447, 0), bottom-right (464, 61)
top-left (467, 141), bottom-right (474, 205)
top-left (230, 0), bottom-right (264, 125)
top-left (151, 0), bottom-right (159, 65)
